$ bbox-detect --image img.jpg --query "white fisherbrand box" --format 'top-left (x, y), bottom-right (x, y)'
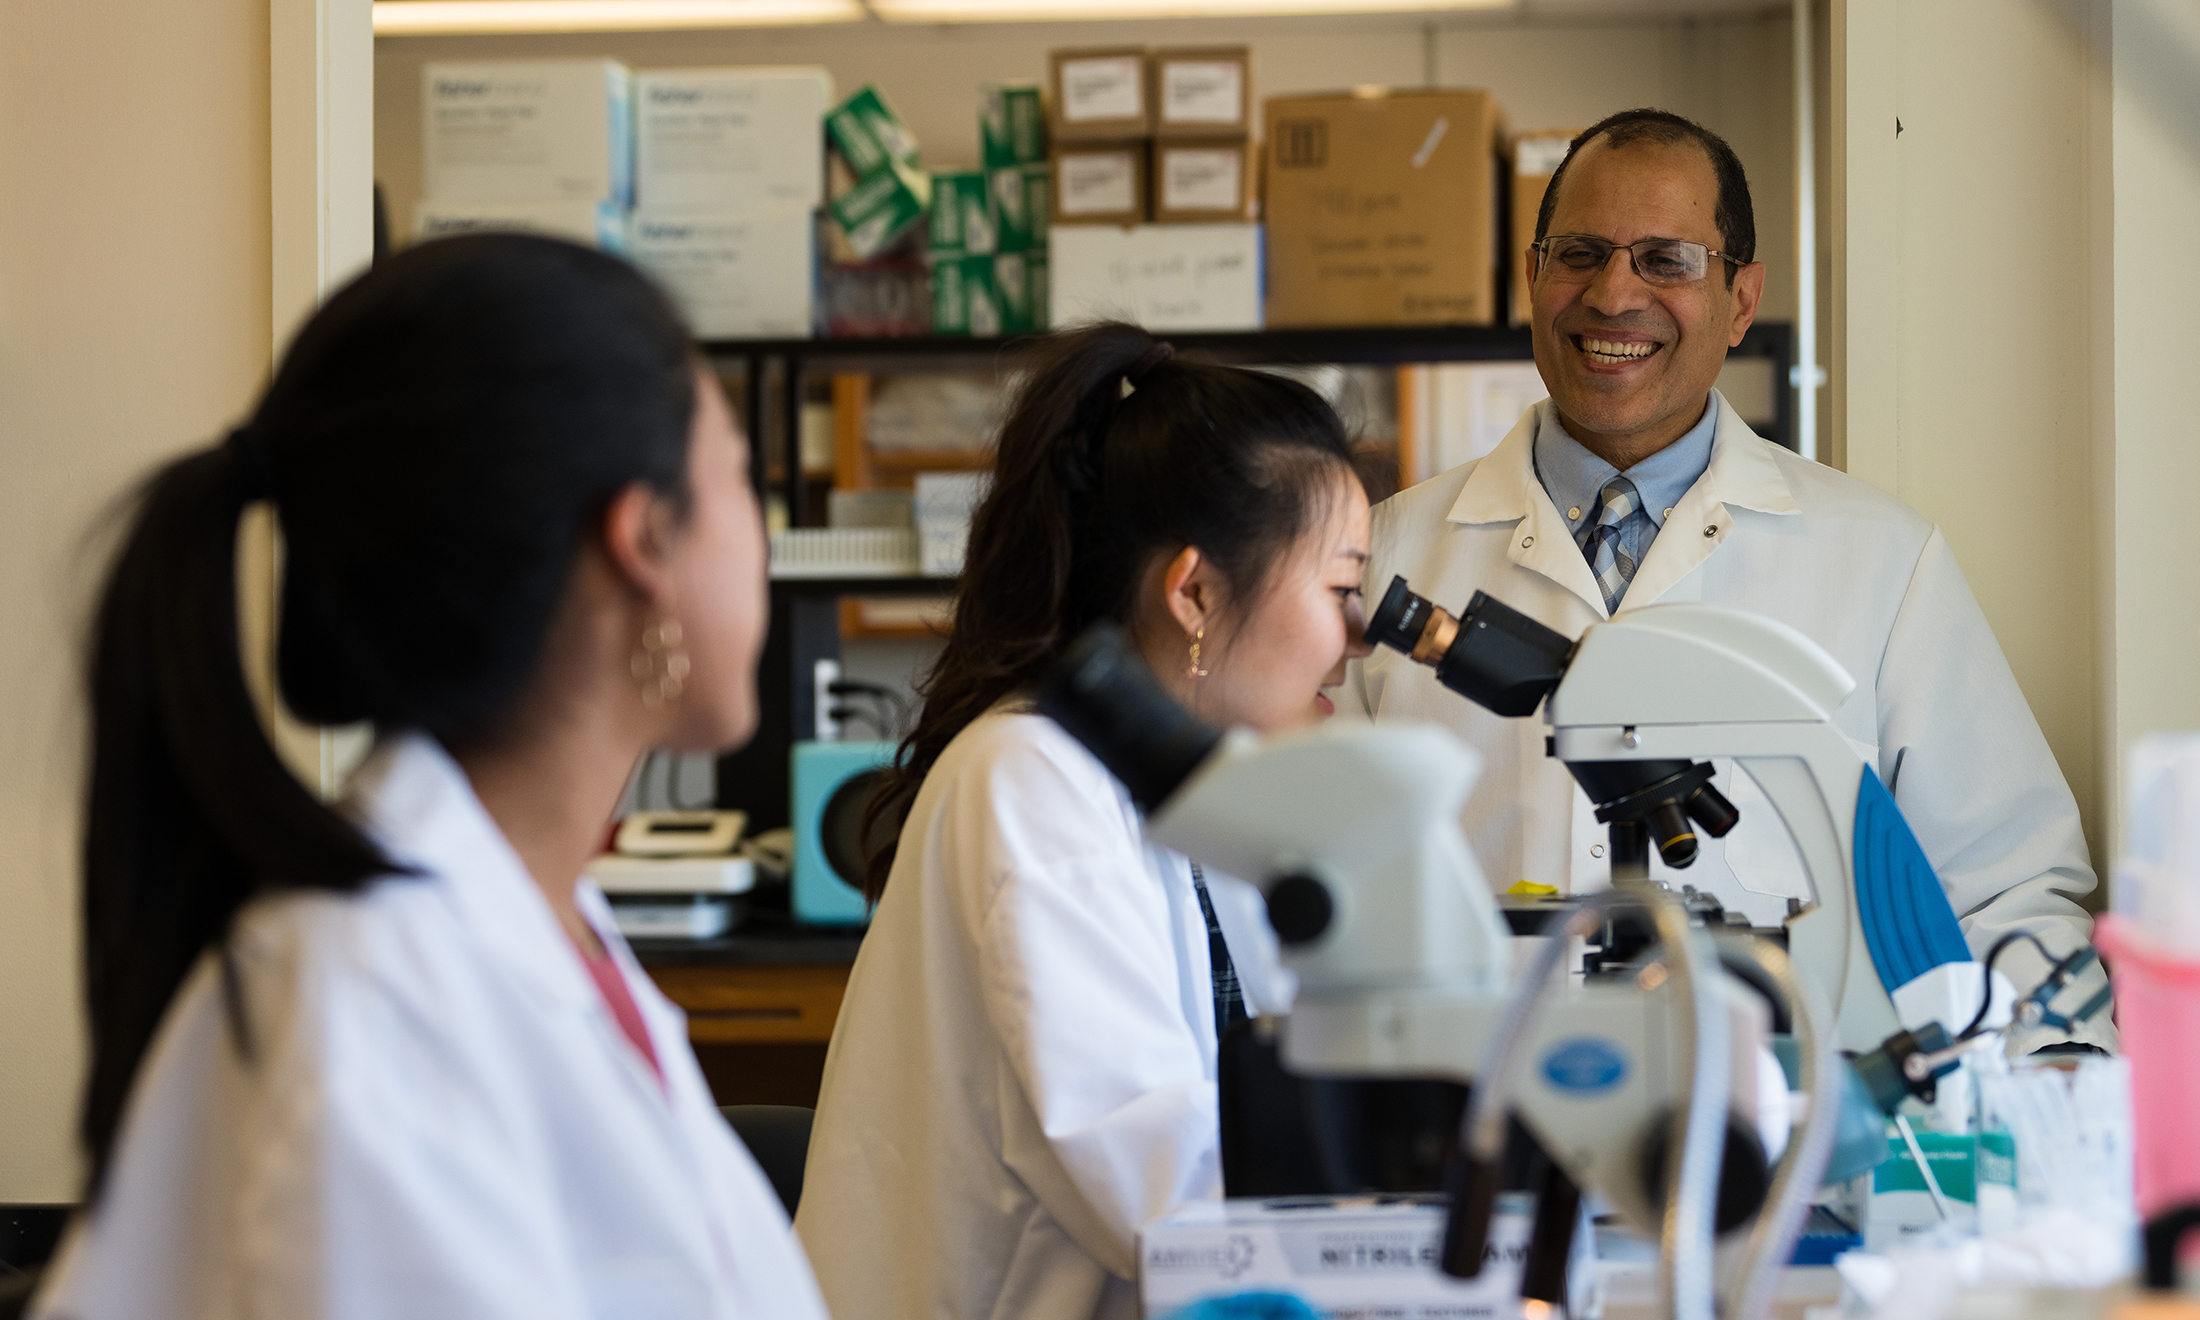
top-left (424, 59), bottom-right (635, 206)
top-left (630, 207), bottom-right (815, 340)
top-left (636, 67), bottom-right (833, 210)
top-left (1140, 1194), bottom-right (1595, 1320)
top-left (411, 198), bottom-right (630, 254)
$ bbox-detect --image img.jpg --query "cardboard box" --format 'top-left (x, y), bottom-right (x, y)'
top-left (1051, 142), bottom-right (1147, 227)
top-left (1153, 137), bottom-right (1254, 223)
top-left (981, 82), bottom-right (1048, 167)
top-left (630, 207), bottom-right (814, 340)
top-left (992, 163), bottom-right (1050, 252)
top-left (827, 85), bottom-right (921, 176)
top-left (634, 66), bottom-right (832, 210)
top-left (929, 170), bottom-right (998, 255)
top-left (1048, 47), bottom-right (1151, 142)
top-left (931, 254), bottom-right (1003, 337)
top-left (1152, 46), bottom-right (1253, 139)
top-left (829, 156), bottom-right (933, 260)
top-left (1262, 88), bottom-right (1508, 327)
top-left (423, 60), bottom-right (634, 206)
top-left (1050, 223), bottom-right (1260, 332)
top-left (1510, 128), bottom-right (1580, 324)
top-left (1141, 1194), bottom-right (1594, 1320)
top-left (411, 198), bottom-right (630, 254)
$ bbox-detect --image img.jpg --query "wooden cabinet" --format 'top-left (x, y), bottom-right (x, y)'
top-left (646, 962), bottom-right (850, 1045)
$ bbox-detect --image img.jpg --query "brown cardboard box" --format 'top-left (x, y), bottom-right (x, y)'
top-left (1048, 47), bottom-right (1151, 142)
top-left (1510, 128), bottom-right (1581, 324)
top-left (1151, 46), bottom-right (1253, 139)
top-left (1262, 88), bottom-right (1508, 327)
top-left (1152, 137), bottom-right (1254, 223)
top-left (1051, 141), bottom-right (1148, 226)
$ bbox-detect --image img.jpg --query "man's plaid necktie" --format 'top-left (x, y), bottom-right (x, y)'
top-left (1583, 475), bottom-right (1645, 614)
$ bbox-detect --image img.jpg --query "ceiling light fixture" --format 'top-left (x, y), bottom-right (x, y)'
top-left (868, 0), bottom-right (1508, 21)
top-left (372, 0), bottom-right (868, 35)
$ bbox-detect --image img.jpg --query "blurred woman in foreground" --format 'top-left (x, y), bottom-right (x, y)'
top-left (35, 235), bottom-right (826, 1320)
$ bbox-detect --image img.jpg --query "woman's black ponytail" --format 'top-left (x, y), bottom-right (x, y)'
top-left (80, 434), bottom-right (393, 1200)
top-left (78, 233), bottom-right (699, 1201)
top-left (861, 322), bottom-right (1359, 898)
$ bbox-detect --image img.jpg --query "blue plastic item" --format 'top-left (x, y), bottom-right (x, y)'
top-left (1159, 1295), bottom-right (1321, 1320)
top-left (1851, 766), bottom-right (1971, 993)
top-left (791, 740), bottom-right (896, 925)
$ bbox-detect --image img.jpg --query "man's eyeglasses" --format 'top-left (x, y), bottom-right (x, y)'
top-left (1531, 234), bottom-right (1745, 288)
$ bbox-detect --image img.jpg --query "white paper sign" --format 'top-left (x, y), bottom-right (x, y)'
top-left (1060, 55), bottom-right (1143, 122)
top-left (1516, 135), bottom-right (1574, 176)
top-left (1056, 151), bottom-right (1137, 216)
top-left (1050, 223), bottom-right (1262, 332)
top-left (1160, 147), bottom-right (1241, 212)
top-left (1160, 60), bottom-right (1243, 125)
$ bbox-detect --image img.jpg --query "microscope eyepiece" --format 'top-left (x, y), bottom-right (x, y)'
top-left (1364, 577), bottom-right (1574, 717)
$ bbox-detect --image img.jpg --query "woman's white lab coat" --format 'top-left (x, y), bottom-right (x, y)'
top-left (1344, 392), bottom-right (2109, 1051)
top-left (34, 734), bottom-right (828, 1320)
top-left (796, 706), bottom-right (1224, 1320)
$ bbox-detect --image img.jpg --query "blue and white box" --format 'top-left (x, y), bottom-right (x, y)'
top-left (1141, 1194), bottom-right (1595, 1320)
top-left (630, 207), bottom-right (815, 340)
top-left (636, 67), bottom-right (833, 210)
top-left (412, 198), bottom-right (630, 254)
top-left (424, 59), bottom-right (635, 207)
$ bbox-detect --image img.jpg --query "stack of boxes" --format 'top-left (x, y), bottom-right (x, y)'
top-left (825, 87), bottom-right (931, 260)
top-left (1046, 46), bottom-right (1262, 332)
top-left (417, 59), bottom-right (830, 340)
top-left (417, 60), bottom-right (636, 251)
top-left (929, 84), bottom-right (1052, 337)
top-left (629, 66), bottom-right (832, 339)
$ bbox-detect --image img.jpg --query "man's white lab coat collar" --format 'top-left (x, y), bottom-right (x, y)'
top-left (1443, 390), bottom-right (1799, 619)
top-left (1446, 389), bottom-right (1798, 527)
top-left (346, 732), bottom-right (597, 1012)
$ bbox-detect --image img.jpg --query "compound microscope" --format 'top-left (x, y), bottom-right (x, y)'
top-left (1037, 583), bottom-right (2104, 1320)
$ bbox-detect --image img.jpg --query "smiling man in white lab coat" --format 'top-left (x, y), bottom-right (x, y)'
top-left (1346, 108), bottom-right (2109, 1051)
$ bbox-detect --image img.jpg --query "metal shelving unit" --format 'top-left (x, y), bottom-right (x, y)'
top-left (709, 321), bottom-right (1794, 827)
top-left (704, 321), bottom-right (1796, 527)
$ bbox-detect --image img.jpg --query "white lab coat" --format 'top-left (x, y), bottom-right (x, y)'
top-left (1344, 393), bottom-right (2110, 1052)
top-left (796, 705), bottom-right (1224, 1320)
top-left (34, 733), bottom-right (828, 1320)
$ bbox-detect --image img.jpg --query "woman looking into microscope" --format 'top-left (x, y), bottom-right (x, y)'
top-left (798, 321), bottom-right (1373, 1320)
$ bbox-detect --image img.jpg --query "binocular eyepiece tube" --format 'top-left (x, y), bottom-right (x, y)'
top-left (1364, 577), bottom-right (1740, 871)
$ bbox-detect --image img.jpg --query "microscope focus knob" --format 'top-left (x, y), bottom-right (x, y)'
top-left (1266, 874), bottom-right (1335, 945)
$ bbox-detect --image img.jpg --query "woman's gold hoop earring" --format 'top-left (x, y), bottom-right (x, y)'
top-left (1186, 627), bottom-right (1209, 680)
top-left (632, 616), bottom-right (691, 709)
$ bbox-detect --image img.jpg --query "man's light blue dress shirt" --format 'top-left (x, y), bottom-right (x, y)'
top-left (1531, 393), bottom-right (1718, 608)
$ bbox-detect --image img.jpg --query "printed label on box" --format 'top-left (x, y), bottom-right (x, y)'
top-left (1161, 61), bottom-right (1243, 126)
top-left (1058, 152), bottom-right (1138, 217)
top-left (1516, 136), bottom-right (1574, 177)
top-left (1061, 56), bottom-right (1144, 123)
top-left (1161, 148), bottom-right (1242, 212)
top-left (631, 208), bottom-right (813, 339)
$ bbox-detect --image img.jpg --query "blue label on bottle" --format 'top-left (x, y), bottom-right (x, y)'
top-left (1541, 1038), bottom-right (1629, 1093)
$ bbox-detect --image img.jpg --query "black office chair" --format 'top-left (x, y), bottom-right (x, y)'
top-left (720, 1105), bottom-right (814, 1217)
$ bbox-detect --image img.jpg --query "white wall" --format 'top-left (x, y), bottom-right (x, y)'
top-left (373, 11), bottom-right (1802, 323)
top-left (1888, 0), bottom-right (2103, 858)
top-left (2105, 0), bottom-right (2200, 844)
top-left (0, 1), bottom-right (273, 1199)
top-left (1833, 0), bottom-right (2200, 877)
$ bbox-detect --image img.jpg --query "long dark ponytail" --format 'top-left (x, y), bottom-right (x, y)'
top-left (80, 234), bottom-right (699, 1199)
top-left (862, 322), bottom-right (1358, 899)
